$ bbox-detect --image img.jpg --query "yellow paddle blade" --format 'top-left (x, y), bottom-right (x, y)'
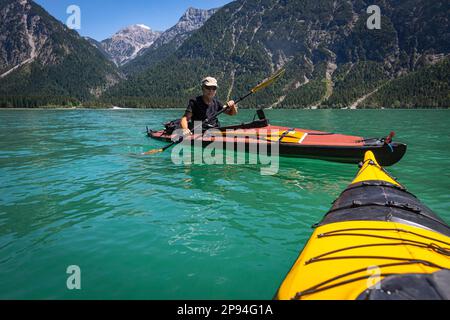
top-left (142, 148), bottom-right (164, 155)
top-left (250, 68), bottom-right (286, 93)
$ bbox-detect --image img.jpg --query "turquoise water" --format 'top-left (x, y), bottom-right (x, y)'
top-left (0, 109), bottom-right (449, 299)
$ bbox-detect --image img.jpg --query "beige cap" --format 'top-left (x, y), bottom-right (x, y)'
top-left (202, 76), bottom-right (218, 87)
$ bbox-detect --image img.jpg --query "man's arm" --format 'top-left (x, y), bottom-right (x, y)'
top-left (180, 113), bottom-right (190, 129)
top-left (180, 99), bottom-right (196, 135)
top-left (180, 113), bottom-right (192, 135)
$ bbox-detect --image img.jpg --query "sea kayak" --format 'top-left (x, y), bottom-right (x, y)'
top-left (275, 151), bottom-right (450, 300)
top-left (147, 112), bottom-right (407, 166)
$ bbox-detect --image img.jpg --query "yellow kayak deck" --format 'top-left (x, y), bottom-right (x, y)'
top-left (276, 151), bottom-right (450, 300)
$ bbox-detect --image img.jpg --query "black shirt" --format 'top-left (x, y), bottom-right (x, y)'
top-left (184, 96), bottom-right (224, 130)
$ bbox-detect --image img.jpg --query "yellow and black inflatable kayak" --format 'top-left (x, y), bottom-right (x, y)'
top-left (276, 151), bottom-right (450, 300)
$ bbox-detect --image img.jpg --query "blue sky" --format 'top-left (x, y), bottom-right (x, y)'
top-left (34, 0), bottom-right (232, 41)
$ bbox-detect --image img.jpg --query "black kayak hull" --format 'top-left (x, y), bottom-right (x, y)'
top-left (277, 142), bottom-right (407, 166)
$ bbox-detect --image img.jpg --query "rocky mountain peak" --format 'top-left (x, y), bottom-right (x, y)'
top-left (101, 24), bottom-right (162, 65)
top-left (151, 7), bottom-right (219, 49)
top-left (177, 7), bottom-right (219, 33)
top-left (114, 24), bottom-right (154, 37)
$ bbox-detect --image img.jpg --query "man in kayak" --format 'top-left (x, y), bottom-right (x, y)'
top-left (180, 76), bottom-right (238, 135)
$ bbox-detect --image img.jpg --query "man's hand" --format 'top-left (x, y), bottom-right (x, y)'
top-left (182, 128), bottom-right (192, 136)
top-left (173, 128), bottom-right (192, 142)
top-left (226, 100), bottom-right (238, 115)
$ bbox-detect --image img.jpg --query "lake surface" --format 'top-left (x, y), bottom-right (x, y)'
top-left (0, 109), bottom-right (449, 299)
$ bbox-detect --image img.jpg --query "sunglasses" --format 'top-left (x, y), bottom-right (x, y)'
top-left (203, 86), bottom-right (217, 91)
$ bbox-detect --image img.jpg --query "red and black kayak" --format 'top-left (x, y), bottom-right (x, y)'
top-left (147, 112), bottom-right (407, 166)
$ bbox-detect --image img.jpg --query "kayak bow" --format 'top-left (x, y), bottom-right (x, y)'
top-left (275, 151), bottom-right (450, 300)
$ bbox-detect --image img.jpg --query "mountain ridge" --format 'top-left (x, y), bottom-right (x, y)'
top-left (1, 0), bottom-right (449, 108)
top-left (0, 0), bottom-right (122, 107)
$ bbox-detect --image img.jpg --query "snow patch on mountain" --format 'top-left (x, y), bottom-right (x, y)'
top-left (136, 24), bottom-right (151, 30)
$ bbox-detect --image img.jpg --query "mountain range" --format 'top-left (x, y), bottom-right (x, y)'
top-left (1, 0), bottom-right (449, 108)
top-left (122, 7), bottom-right (219, 76)
top-left (83, 7), bottom-right (218, 69)
top-left (104, 0), bottom-right (450, 109)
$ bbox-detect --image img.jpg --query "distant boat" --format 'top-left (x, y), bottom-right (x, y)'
top-left (112, 106), bottom-right (131, 110)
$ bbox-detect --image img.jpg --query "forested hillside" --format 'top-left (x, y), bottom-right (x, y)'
top-left (104, 0), bottom-right (450, 108)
